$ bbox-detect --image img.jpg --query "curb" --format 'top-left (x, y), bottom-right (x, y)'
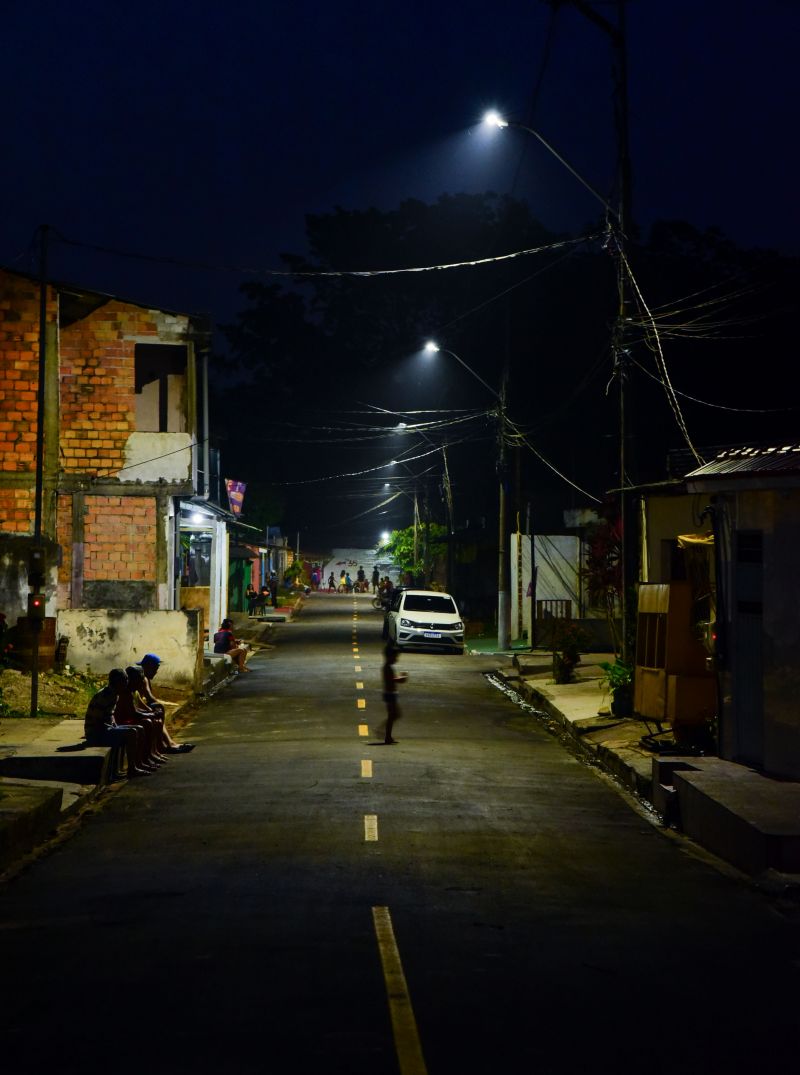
top-left (498, 671), bottom-right (655, 806)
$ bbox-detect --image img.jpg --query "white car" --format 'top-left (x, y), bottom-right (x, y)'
top-left (385, 589), bottom-right (464, 653)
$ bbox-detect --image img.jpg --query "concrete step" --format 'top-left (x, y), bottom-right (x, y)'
top-left (0, 776), bottom-right (95, 817)
top-left (0, 780), bottom-right (63, 872)
top-left (0, 719), bottom-right (113, 786)
top-left (654, 756), bottom-right (800, 875)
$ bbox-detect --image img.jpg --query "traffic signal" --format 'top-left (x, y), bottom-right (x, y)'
top-left (28, 546), bottom-right (46, 589)
top-left (27, 592), bottom-right (46, 622)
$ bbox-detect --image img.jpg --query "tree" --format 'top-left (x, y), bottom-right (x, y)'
top-left (378, 523), bottom-right (448, 584)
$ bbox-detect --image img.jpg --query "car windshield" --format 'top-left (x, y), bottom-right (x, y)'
top-left (403, 594), bottom-right (456, 614)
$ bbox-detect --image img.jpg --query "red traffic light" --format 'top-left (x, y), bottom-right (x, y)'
top-left (27, 593), bottom-right (46, 620)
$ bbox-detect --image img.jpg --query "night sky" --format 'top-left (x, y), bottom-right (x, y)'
top-left (4, 1), bottom-right (799, 546)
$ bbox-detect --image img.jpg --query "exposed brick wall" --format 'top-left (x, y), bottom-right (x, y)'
top-left (59, 302), bottom-right (160, 477)
top-left (1, 270), bottom-right (190, 609)
top-left (0, 273), bottom-right (48, 483)
top-left (84, 496), bottom-right (157, 582)
top-left (0, 488), bottom-right (34, 532)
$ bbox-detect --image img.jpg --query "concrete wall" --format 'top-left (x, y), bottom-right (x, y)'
top-left (730, 490), bottom-right (800, 779)
top-left (57, 608), bottom-right (203, 689)
top-left (322, 548), bottom-right (399, 587)
top-left (122, 431), bottom-right (192, 482)
top-left (641, 493), bottom-right (707, 582)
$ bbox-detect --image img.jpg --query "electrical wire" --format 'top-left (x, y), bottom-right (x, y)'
top-left (505, 416), bottom-right (601, 503)
top-left (268, 442), bottom-right (452, 487)
top-left (51, 227), bottom-right (599, 280)
top-left (630, 356), bottom-right (799, 414)
top-left (620, 250), bottom-right (704, 466)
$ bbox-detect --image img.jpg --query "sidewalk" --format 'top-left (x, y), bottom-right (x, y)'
top-left (0, 611), bottom-right (293, 875)
top-left (497, 651), bottom-right (800, 885)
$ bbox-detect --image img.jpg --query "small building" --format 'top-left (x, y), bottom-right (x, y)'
top-left (0, 267), bottom-right (220, 685)
top-left (686, 445), bottom-right (800, 779)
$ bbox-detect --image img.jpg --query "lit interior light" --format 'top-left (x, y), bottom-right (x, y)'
top-left (191, 513), bottom-right (205, 524)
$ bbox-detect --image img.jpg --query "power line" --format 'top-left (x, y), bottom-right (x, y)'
top-left (50, 227), bottom-right (600, 280)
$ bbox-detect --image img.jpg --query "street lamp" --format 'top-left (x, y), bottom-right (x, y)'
top-left (481, 112), bottom-right (616, 220)
top-left (424, 340), bottom-right (510, 651)
top-left (482, 97), bottom-right (633, 662)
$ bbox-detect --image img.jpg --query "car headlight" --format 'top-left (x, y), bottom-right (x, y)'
top-left (400, 618), bottom-right (411, 627)
top-left (453, 621), bottom-right (463, 631)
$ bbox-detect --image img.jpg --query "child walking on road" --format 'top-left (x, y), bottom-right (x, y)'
top-left (376, 643), bottom-right (408, 744)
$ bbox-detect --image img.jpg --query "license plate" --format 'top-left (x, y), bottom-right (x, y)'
top-left (423, 631), bottom-right (442, 639)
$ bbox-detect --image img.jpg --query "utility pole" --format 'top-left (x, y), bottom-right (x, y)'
top-left (441, 444), bottom-right (455, 591)
top-left (497, 372), bottom-right (510, 651)
top-left (546, 0), bottom-right (633, 661)
top-left (29, 226), bottom-right (50, 718)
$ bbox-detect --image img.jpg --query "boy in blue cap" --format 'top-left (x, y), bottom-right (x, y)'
top-left (137, 654), bottom-right (195, 754)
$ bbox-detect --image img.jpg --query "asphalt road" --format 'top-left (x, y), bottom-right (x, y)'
top-left (2, 593), bottom-right (798, 1074)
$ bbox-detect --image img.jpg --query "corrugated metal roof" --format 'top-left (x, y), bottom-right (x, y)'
top-left (686, 444), bottom-right (800, 478)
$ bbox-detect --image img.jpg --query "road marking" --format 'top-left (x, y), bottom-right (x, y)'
top-left (358, 723), bottom-right (369, 736)
top-left (361, 759), bottom-right (373, 778)
top-left (354, 664), bottom-right (362, 672)
top-left (372, 907), bottom-right (428, 1075)
top-left (357, 698), bottom-right (366, 709)
top-left (355, 681), bottom-right (364, 690)
top-left (364, 814), bottom-right (378, 841)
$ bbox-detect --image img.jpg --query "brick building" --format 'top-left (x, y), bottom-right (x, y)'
top-left (0, 267), bottom-right (225, 681)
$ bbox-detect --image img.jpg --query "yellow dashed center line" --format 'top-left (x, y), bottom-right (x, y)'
top-left (358, 723), bottom-right (369, 736)
top-left (364, 815), bottom-right (378, 841)
top-left (372, 907), bottom-right (428, 1075)
top-left (355, 681), bottom-right (364, 690)
top-left (354, 665), bottom-right (362, 673)
top-left (361, 759), bottom-right (373, 778)
top-left (357, 698), bottom-right (366, 709)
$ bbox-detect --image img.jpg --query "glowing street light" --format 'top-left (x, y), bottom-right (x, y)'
top-left (481, 111), bottom-right (615, 219)
top-left (424, 340), bottom-right (500, 402)
top-left (482, 110), bottom-right (508, 129)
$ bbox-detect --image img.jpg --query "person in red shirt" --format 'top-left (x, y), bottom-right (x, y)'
top-left (213, 619), bottom-right (250, 674)
top-left (115, 666), bottom-right (168, 767)
top-left (84, 669), bottom-right (151, 778)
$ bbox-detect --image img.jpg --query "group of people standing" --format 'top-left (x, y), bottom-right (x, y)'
top-left (245, 577), bottom-right (278, 615)
top-left (84, 654), bottom-right (194, 780)
top-left (318, 566), bottom-right (394, 595)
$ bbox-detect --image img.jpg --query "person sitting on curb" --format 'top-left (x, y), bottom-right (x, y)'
top-left (137, 653), bottom-right (195, 754)
top-left (116, 665), bottom-right (169, 767)
top-left (213, 618), bottom-right (251, 674)
top-left (84, 668), bottom-right (151, 778)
